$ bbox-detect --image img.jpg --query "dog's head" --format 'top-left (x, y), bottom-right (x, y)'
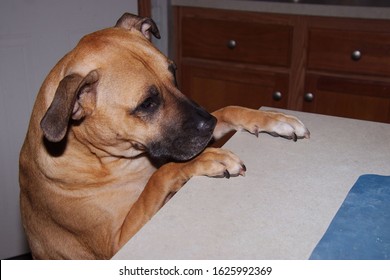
top-left (40, 13), bottom-right (216, 164)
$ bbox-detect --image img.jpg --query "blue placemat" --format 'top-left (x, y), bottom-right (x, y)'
top-left (310, 174), bottom-right (390, 260)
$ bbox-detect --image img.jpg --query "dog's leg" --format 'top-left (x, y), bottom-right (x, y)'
top-left (212, 106), bottom-right (310, 141)
top-left (114, 147), bottom-right (245, 251)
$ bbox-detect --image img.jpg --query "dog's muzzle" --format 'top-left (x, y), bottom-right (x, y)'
top-left (148, 102), bottom-right (216, 165)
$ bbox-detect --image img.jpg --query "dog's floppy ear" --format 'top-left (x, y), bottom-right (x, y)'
top-left (40, 70), bottom-right (99, 142)
top-left (115, 12), bottom-right (161, 40)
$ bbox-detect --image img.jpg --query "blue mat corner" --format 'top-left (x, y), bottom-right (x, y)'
top-left (310, 174), bottom-right (390, 260)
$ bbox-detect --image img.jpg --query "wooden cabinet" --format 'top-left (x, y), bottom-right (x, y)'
top-left (174, 7), bottom-right (390, 123)
top-left (174, 8), bottom-right (294, 112)
top-left (304, 17), bottom-right (390, 122)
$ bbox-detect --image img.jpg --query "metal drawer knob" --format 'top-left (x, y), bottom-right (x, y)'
top-left (272, 91), bottom-right (283, 101)
top-left (351, 50), bottom-right (362, 61)
top-left (304, 92), bottom-right (314, 102)
top-left (227, 39), bottom-right (237, 49)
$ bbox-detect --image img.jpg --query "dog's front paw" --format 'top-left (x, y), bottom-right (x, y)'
top-left (188, 148), bottom-right (246, 179)
top-left (244, 110), bottom-right (310, 141)
top-left (263, 111), bottom-right (310, 141)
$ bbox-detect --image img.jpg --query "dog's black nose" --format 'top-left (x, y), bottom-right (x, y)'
top-left (197, 118), bottom-right (214, 131)
top-left (196, 111), bottom-right (217, 133)
top-left (181, 98), bottom-right (217, 134)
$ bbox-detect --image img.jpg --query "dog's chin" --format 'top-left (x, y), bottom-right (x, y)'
top-left (147, 134), bottom-right (212, 167)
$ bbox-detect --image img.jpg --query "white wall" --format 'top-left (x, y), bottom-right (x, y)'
top-left (151, 0), bottom-right (170, 56)
top-left (0, 0), bottom-right (138, 259)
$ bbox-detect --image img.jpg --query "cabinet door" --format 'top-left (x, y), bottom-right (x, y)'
top-left (303, 74), bottom-right (390, 123)
top-left (181, 63), bottom-right (288, 112)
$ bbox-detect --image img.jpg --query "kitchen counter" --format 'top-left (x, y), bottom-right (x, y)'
top-left (113, 108), bottom-right (390, 259)
top-left (171, 0), bottom-right (390, 19)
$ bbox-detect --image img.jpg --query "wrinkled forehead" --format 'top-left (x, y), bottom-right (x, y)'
top-left (72, 27), bottom-right (175, 103)
top-left (77, 27), bottom-right (172, 76)
top-left (103, 41), bottom-right (174, 97)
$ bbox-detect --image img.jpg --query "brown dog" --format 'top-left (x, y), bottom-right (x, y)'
top-left (19, 13), bottom-right (309, 259)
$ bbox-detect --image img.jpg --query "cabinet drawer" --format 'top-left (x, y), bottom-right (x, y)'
top-left (181, 63), bottom-right (288, 112)
top-left (303, 74), bottom-right (390, 123)
top-left (308, 28), bottom-right (390, 77)
top-left (181, 17), bottom-right (292, 67)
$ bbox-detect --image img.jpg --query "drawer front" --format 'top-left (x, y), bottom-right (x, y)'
top-left (308, 28), bottom-right (390, 77)
top-left (303, 74), bottom-right (390, 123)
top-left (181, 17), bottom-right (292, 67)
top-left (181, 63), bottom-right (289, 112)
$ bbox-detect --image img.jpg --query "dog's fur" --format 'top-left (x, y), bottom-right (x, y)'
top-left (19, 13), bottom-right (309, 259)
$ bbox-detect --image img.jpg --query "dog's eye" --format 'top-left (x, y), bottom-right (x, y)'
top-left (140, 97), bottom-right (156, 110)
top-left (133, 86), bottom-right (161, 116)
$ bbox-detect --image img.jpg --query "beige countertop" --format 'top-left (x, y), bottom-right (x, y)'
top-left (171, 0), bottom-right (390, 20)
top-left (113, 108), bottom-right (390, 259)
